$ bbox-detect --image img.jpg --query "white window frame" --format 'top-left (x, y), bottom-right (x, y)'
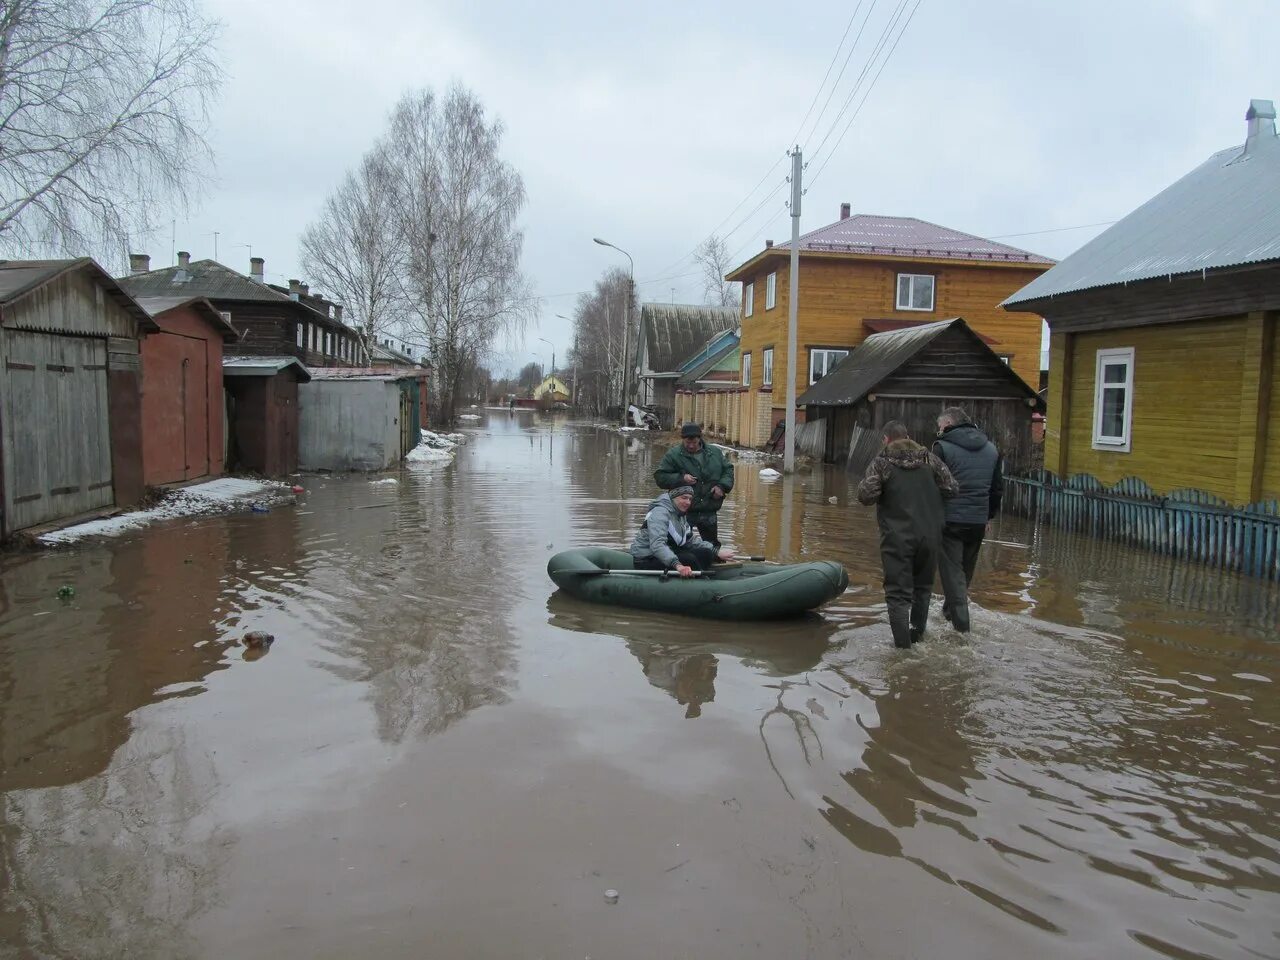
top-left (896, 273), bottom-right (935, 311)
top-left (744, 282), bottom-right (754, 318)
top-left (296, 323), bottom-right (304, 348)
top-left (742, 352), bottom-right (752, 386)
top-left (809, 348), bottom-right (848, 385)
top-left (765, 272), bottom-right (777, 310)
top-left (1092, 347), bottom-right (1134, 452)
top-left (762, 347), bottom-right (774, 386)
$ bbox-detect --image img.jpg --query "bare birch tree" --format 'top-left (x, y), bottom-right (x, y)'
top-left (381, 85), bottom-right (531, 426)
top-left (569, 267), bottom-right (634, 416)
top-left (694, 235), bottom-right (739, 308)
top-left (300, 151), bottom-right (402, 364)
top-left (0, 0), bottom-right (222, 260)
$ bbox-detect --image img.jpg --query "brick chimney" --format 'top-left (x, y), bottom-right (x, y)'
top-left (177, 250), bottom-right (191, 267)
top-left (129, 253), bottom-right (150, 275)
top-left (300, 283), bottom-right (310, 297)
top-left (840, 203), bottom-right (851, 220)
top-left (765, 239), bottom-right (774, 248)
top-left (288, 279), bottom-right (301, 300)
top-left (334, 305), bottom-right (343, 324)
top-left (250, 257), bottom-right (264, 281)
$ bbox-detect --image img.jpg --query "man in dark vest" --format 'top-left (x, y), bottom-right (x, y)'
top-left (932, 406), bottom-right (1004, 633)
top-left (653, 422), bottom-right (734, 548)
top-left (857, 420), bottom-right (958, 649)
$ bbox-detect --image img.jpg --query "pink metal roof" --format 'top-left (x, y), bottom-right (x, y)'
top-left (781, 213), bottom-right (1055, 264)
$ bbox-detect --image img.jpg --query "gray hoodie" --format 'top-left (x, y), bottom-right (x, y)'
top-left (630, 492), bottom-right (706, 568)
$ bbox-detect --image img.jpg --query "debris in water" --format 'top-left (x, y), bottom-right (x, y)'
top-left (827, 496), bottom-right (837, 504)
top-left (291, 485), bottom-right (305, 494)
top-left (603, 889), bottom-right (619, 904)
top-left (251, 504), bottom-right (270, 513)
top-left (244, 631), bottom-right (275, 648)
top-left (56, 584), bottom-right (75, 600)
top-left (759, 468), bottom-right (781, 480)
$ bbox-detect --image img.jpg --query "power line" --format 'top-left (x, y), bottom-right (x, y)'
top-left (799, 0), bottom-right (877, 149)
top-left (788, 0), bottom-right (868, 148)
top-left (809, 0), bottom-right (924, 188)
top-left (807, 0), bottom-right (913, 170)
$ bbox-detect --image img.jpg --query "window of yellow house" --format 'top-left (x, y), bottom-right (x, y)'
top-left (766, 272), bottom-right (777, 309)
top-left (809, 348), bottom-right (848, 384)
top-left (896, 273), bottom-right (935, 311)
top-left (1093, 347), bottom-right (1134, 452)
top-left (744, 282), bottom-right (754, 317)
top-left (742, 352), bottom-right (752, 386)
top-left (762, 347), bottom-right (774, 386)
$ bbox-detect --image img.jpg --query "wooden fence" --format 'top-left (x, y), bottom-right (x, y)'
top-left (1005, 471), bottom-right (1280, 583)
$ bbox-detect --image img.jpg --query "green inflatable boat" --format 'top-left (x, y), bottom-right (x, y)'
top-left (547, 547), bottom-right (849, 621)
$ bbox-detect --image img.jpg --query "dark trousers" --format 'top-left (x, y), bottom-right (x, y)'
top-left (881, 535), bottom-right (938, 648)
top-left (938, 522), bottom-right (986, 632)
top-left (688, 512), bottom-right (720, 550)
top-left (636, 544), bottom-right (716, 572)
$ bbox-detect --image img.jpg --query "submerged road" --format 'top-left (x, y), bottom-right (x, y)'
top-left (1, 413), bottom-right (1277, 959)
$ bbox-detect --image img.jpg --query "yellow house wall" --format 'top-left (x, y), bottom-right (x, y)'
top-left (1264, 321), bottom-right (1280, 500)
top-left (1061, 319), bottom-right (1246, 500)
top-left (736, 256), bottom-right (1047, 418)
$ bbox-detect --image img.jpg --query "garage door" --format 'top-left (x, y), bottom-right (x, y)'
top-left (1, 331), bottom-right (113, 533)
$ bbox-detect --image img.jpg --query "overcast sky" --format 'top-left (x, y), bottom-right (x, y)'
top-left (148, 0), bottom-right (1272, 373)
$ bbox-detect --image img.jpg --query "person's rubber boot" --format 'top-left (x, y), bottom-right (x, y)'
top-left (950, 601), bottom-right (971, 633)
top-left (909, 628), bottom-right (924, 645)
top-left (889, 608), bottom-right (913, 649)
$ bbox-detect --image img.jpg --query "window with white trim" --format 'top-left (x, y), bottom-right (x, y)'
top-left (896, 273), bottom-right (935, 311)
top-left (766, 272), bottom-right (777, 310)
top-left (744, 282), bottom-right (754, 317)
top-left (809, 348), bottom-right (848, 384)
top-left (742, 352), bottom-right (752, 386)
top-left (1093, 348), bottom-right (1134, 451)
top-left (296, 323), bottom-right (304, 348)
top-left (762, 347), bottom-right (774, 386)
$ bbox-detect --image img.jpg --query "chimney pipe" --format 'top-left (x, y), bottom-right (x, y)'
top-left (334, 305), bottom-right (343, 324)
top-left (765, 239), bottom-right (774, 248)
top-left (288, 279), bottom-right (301, 300)
top-left (250, 256), bottom-right (264, 281)
top-left (1246, 98), bottom-right (1277, 145)
top-left (840, 203), bottom-right (851, 220)
top-left (300, 283), bottom-right (309, 297)
top-left (129, 253), bottom-right (151, 275)
top-left (177, 250), bottom-right (190, 267)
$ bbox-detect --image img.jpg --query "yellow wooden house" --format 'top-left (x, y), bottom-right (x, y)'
top-left (1004, 99), bottom-right (1280, 507)
top-left (532, 374), bottom-right (570, 403)
top-left (726, 206), bottom-right (1054, 441)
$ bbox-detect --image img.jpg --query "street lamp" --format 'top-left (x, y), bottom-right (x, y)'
top-left (556, 314), bottom-right (576, 407)
top-left (594, 237), bottom-right (634, 424)
top-left (537, 336), bottom-right (555, 379)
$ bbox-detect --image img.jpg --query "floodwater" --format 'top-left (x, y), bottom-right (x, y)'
top-left (1, 414), bottom-right (1277, 960)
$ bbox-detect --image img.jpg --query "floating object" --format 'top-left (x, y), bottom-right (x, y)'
top-left (604, 889), bottom-right (619, 904)
top-left (56, 584), bottom-right (75, 600)
top-left (291, 485), bottom-right (305, 494)
top-left (759, 468), bottom-right (782, 480)
top-left (547, 548), bottom-right (848, 621)
top-left (827, 496), bottom-right (837, 504)
top-left (243, 630), bottom-right (275, 648)
top-left (251, 504), bottom-right (270, 513)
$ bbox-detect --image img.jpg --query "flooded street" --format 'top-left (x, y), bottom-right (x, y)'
top-left (2, 413), bottom-right (1277, 960)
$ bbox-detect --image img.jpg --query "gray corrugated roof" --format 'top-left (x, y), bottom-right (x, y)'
top-left (223, 356), bottom-right (312, 382)
top-left (640, 303), bottom-right (738, 372)
top-left (797, 317), bottom-right (1039, 406)
top-left (123, 258), bottom-right (293, 302)
top-left (1006, 103), bottom-right (1280, 306)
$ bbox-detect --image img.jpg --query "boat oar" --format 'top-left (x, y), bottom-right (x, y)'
top-left (571, 568), bottom-right (703, 578)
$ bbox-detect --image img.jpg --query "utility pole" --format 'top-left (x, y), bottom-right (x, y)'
top-left (784, 146), bottom-right (803, 474)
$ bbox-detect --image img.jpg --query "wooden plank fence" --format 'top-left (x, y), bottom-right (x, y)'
top-left (1005, 471), bottom-right (1280, 583)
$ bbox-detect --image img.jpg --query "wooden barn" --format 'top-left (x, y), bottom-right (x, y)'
top-left (0, 259), bottom-right (155, 538)
top-left (796, 317), bottom-right (1044, 474)
top-left (135, 296), bottom-right (239, 486)
top-left (635, 303), bottom-right (738, 426)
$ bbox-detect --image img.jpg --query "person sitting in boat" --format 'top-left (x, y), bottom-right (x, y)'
top-left (630, 485), bottom-right (734, 578)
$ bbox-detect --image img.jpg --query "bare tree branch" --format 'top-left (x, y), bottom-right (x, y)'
top-left (693, 235), bottom-right (739, 308)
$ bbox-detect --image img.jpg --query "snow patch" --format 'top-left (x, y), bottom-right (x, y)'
top-left (370, 478), bottom-right (399, 485)
top-left (458, 414), bottom-right (482, 420)
top-left (38, 478), bottom-right (289, 544)
top-left (407, 429), bottom-right (467, 465)
top-left (759, 468), bottom-right (782, 481)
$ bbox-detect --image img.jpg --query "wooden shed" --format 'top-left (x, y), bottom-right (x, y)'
top-left (223, 357), bottom-right (311, 478)
top-left (797, 317), bottom-right (1044, 474)
top-left (135, 296), bottom-right (239, 487)
top-left (0, 259), bottom-right (155, 537)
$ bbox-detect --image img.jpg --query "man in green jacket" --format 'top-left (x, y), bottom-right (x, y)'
top-left (653, 422), bottom-right (734, 548)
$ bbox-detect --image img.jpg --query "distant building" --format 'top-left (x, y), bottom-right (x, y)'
top-left (728, 207), bottom-right (1055, 444)
top-left (1004, 98), bottom-right (1280, 506)
top-left (636, 303), bottom-right (738, 425)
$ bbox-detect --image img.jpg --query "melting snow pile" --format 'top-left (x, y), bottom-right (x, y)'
top-left (39, 478), bottom-right (290, 544)
top-left (458, 413), bottom-right (482, 420)
top-left (759, 468), bottom-right (782, 481)
top-left (407, 429), bottom-right (466, 464)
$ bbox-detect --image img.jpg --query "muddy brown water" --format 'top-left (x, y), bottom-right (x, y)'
top-left (1, 413), bottom-right (1277, 959)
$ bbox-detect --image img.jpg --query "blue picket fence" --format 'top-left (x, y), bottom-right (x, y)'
top-left (1004, 471), bottom-right (1280, 583)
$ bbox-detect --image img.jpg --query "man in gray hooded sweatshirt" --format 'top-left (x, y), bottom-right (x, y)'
top-left (932, 407), bottom-right (1003, 633)
top-left (631, 485), bottom-right (734, 577)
